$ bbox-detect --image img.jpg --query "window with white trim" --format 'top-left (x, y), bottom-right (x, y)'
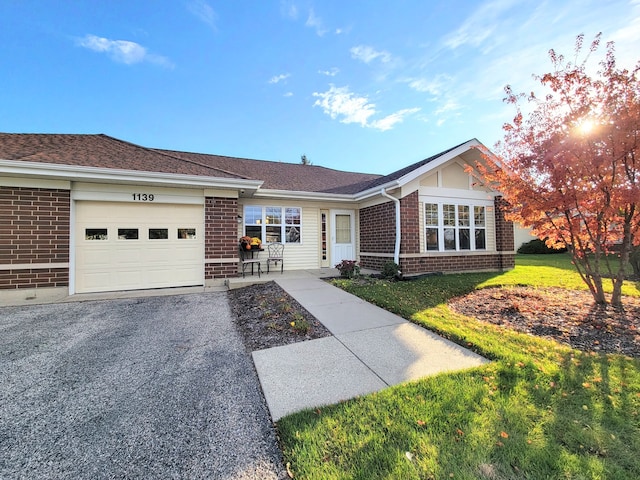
top-left (244, 206), bottom-right (301, 243)
top-left (424, 203), bottom-right (487, 252)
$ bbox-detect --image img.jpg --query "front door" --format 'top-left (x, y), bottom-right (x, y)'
top-left (331, 209), bottom-right (356, 264)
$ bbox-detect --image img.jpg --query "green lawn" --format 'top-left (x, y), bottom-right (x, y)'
top-left (277, 254), bottom-right (640, 479)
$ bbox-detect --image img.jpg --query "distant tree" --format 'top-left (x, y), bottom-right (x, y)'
top-left (300, 154), bottom-right (312, 165)
top-left (474, 33), bottom-right (639, 306)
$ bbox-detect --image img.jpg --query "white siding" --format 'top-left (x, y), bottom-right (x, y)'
top-left (239, 199), bottom-right (358, 270)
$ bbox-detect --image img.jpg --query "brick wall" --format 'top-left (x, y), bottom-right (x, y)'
top-left (494, 196), bottom-right (515, 253)
top-left (359, 201), bottom-right (395, 253)
top-left (359, 191), bottom-right (516, 275)
top-left (204, 196), bottom-right (239, 279)
top-left (400, 190), bottom-right (419, 254)
top-left (399, 253), bottom-right (515, 275)
top-left (0, 186), bottom-right (70, 289)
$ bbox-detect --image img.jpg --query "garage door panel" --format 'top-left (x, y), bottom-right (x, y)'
top-left (78, 248), bottom-right (112, 267)
top-left (115, 248), bottom-right (145, 266)
top-left (82, 273), bottom-right (112, 290)
top-left (75, 201), bottom-right (204, 293)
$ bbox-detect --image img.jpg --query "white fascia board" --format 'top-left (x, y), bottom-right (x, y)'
top-left (394, 139), bottom-right (482, 186)
top-left (353, 180), bottom-right (401, 201)
top-left (252, 189), bottom-right (356, 202)
top-left (0, 159), bottom-right (263, 191)
top-left (353, 139), bottom-right (486, 201)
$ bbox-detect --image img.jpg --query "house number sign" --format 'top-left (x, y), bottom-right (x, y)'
top-left (132, 193), bottom-right (155, 201)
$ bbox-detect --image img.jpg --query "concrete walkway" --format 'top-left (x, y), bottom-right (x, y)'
top-left (253, 276), bottom-right (489, 421)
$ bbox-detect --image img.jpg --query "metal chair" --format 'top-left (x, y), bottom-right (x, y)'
top-left (239, 246), bottom-right (262, 278)
top-left (266, 243), bottom-right (284, 274)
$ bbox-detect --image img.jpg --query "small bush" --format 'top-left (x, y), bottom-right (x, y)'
top-left (517, 238), bottom-right (567, 254)
top-left (335, 260), bottom-right (360, 278)
top-left (381, 261), bottom-right (400, 279)
top-left (290, 313), bottom-right (310, 334)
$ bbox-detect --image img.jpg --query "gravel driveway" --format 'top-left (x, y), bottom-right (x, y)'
top-left (0, 293), bottom-right (287, 479)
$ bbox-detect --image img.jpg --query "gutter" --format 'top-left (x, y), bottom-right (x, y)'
top-left (380, 187), bottom-right (401, 265)
top-left (0, 159), bottom-right (263, 191)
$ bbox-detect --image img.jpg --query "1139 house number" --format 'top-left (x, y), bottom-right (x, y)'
top-left (132, 193), bottom-right (155, 201)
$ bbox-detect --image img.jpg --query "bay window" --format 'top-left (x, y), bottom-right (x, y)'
top-left (424, 202), bottom-right (488, 252)
top-left (244, 206), bottom-right (301, 243)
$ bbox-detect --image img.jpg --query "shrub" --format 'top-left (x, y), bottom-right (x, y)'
top-left (381, 261), bottom-right (400, 279)
top-left (335, 260), bottom-right (360, 278)
top-left (517, 238), bottom-right (567, 254)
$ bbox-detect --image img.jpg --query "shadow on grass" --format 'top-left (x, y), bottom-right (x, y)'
top-left (277, 267), bottom-right (640, 479)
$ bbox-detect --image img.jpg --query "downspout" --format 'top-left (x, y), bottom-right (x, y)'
top-left (380, 188), bottom-right (401, 266)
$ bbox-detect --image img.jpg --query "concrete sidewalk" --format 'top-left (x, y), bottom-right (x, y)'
top-left (252, 277), bottom-right (488, 421)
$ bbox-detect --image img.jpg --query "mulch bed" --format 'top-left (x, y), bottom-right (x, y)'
top-left (448, 286), bottom-right (640, 357)
top-left (228, 281), bottom-right (640, 358)
top-left (228, 282), bottom-right (332, 352)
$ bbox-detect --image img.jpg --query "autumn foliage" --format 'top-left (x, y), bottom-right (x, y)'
top-left (475, 34), bottom-right (640, 306)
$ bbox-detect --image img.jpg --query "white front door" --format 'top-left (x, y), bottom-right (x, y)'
top-left (331, 209), bottom-right (356, 265)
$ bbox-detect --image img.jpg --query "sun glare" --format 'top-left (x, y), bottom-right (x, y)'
top-left (577, 118), bottom-right (595, 135)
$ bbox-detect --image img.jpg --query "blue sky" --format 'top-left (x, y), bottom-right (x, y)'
top-left (1, 1), bottom-right (638, 175)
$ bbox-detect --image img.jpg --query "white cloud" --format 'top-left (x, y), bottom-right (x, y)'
top-left (269, 73), bottom-right (291, 84)
top-left (371, 108), bottom-right (421, 131)
top-left (406, 75), bottom-right (453, 97)
top-left (318, 67), bottom-right (339, 76)
top-left (443, 0), bottom-right (518, 51)
top-left (313, 85), bottom-right (418, 131)
top-left (187, 0), bottom-right (218, 30)
top-left (76, 34), bottom-right (173, 68)
top-left (350, 45), bottom-right (392, 64)
top-left (313, 85), bottom-right (376, 126)
top-left (283, 92), bottom-right (294, 97)
top-left (280, 0), bottom-right (298, 19)
top-left (306, 8), bottom-right (328, 36)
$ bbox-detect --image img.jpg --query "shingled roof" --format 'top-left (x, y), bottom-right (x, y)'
top-left (1, 133), bottom-right (476, 195)
top-left (0, 133), bottom-right (245, 179)
top-left (156, 149), bottom-right (381, 194)
top-left (363, 141), bottom-right (470, 191)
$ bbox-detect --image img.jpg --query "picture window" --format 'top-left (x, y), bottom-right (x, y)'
top-left (244, 206), bottom-right (301, 243)
top-left (425, 203), bottom-right (488, 252)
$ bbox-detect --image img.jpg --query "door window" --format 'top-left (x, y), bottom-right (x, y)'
top-left (335, 214), bottom-right (351, 243)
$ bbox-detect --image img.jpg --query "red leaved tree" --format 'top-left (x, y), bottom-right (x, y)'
top-left (475, 34), bottom-right (639, 306)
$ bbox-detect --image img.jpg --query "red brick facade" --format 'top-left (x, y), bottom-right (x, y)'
top-left (359, 190), bottom-right (515, 275)
top-left (359, 201), bottom-right (395, 253)
top-left (400, 191), bottom-right (420, 255)
top-left (0, 186), bottom-right (70, 289)
top-left (204, 196), bottom-right (240, 279)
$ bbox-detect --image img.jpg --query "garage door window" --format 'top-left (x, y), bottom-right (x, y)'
top-left (85, 228), bottom-right (107, 240)
top-left (118, 228), bottom-right (139, 240)
top-left (178, 228), bottom-right (196, 239)
top-left (149, 228), bottom-right (169, 240)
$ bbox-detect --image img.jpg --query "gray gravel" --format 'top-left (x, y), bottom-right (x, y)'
top-left (0, 293), bottom-right (287, 479)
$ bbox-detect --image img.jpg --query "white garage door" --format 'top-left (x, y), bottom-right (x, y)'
top-left (75, 201), bottom-right (204, 293)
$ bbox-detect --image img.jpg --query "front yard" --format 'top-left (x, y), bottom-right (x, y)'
top-left (277, 254), bottom-right (640, 479)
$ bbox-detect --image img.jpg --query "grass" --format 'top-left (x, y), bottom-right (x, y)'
top-left (277, 254), bottom-right (640, 479)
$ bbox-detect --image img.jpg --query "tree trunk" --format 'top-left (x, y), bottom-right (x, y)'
top-left (612, 222), bottom-right (634, 307)
top-left (591, 274), bottom-right (607, 305)
top-left (572, 253), bottom-right (608, 305)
